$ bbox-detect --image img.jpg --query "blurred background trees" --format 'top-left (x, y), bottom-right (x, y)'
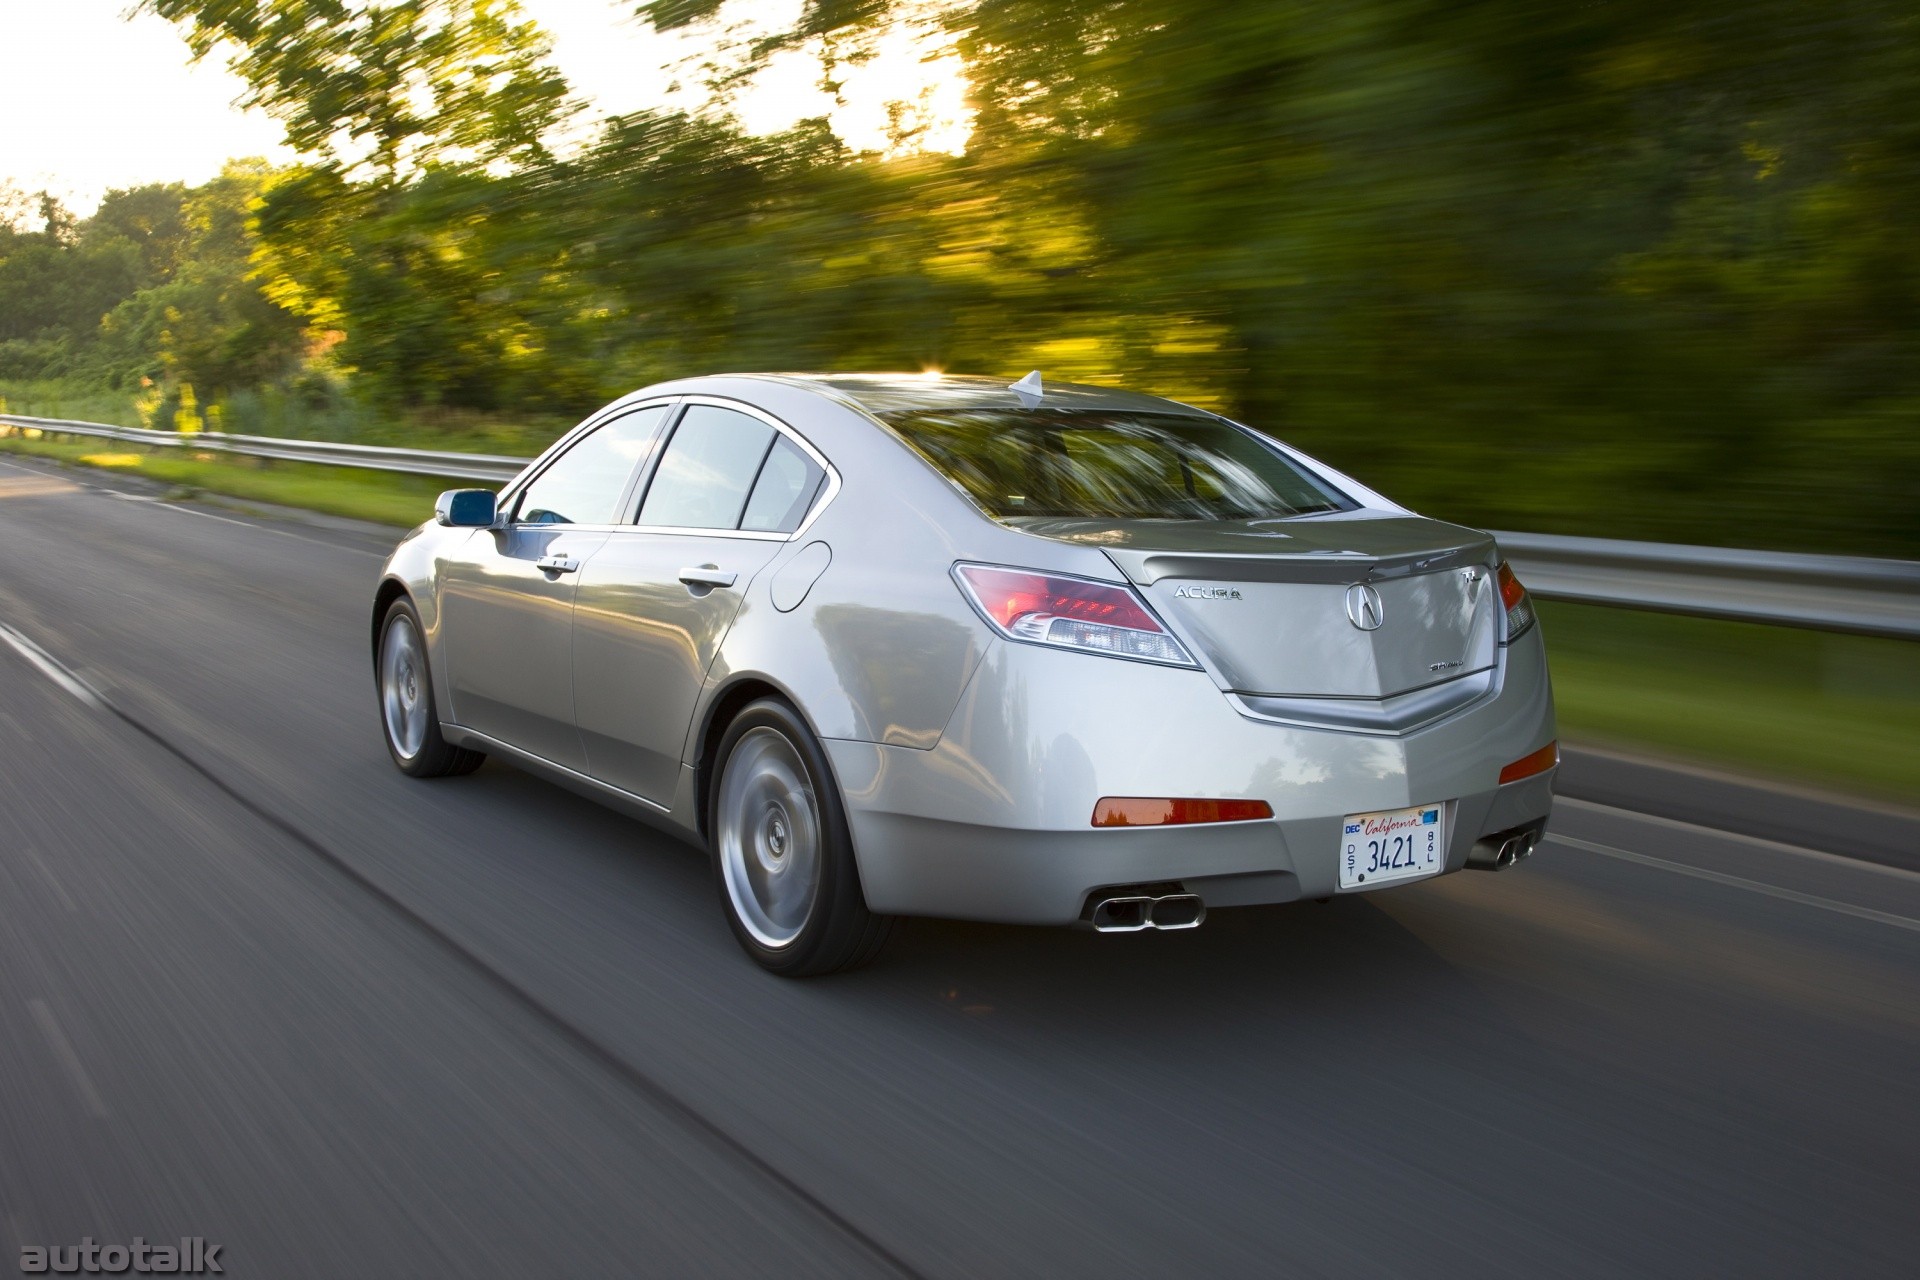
top-left (2, 0), bottom-right (1915, 554)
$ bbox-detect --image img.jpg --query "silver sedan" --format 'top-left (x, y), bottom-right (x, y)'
top-left (372, 373), bottom-right (1557, 975)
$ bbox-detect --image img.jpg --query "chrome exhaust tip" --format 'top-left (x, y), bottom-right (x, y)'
top-left (1467, 822), bottom-right (1547, 871)
top-left (1090, 896), bottom-right (1155, 932)
top-left (1088, 891), bottom-right (1207, 932)
top-left (1149, 894), bottom-right (1206, 930)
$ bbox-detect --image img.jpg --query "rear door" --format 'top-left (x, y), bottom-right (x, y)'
top-left (572, 402), bottom-right (828, 806)
top-left (438, 403), bottom-right (672, 767)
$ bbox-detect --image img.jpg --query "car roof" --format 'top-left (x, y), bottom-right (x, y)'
top-left (743, 372), bottom-right (1216, 419)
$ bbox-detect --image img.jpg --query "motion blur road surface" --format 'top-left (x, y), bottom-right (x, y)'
top-left (2, 454), bottom-right (1917, 1278)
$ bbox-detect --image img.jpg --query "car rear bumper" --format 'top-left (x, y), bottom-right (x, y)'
top-left (824, 630), bottom-right (1557, 924)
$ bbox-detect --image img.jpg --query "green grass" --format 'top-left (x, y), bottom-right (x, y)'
top-left (1539, 601), bottom-right (1920, 805)
top-left (0, 432), bottom-right (449, 527)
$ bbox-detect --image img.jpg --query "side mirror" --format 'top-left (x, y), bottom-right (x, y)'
top-left (435, 489), bottom-right (497, 527)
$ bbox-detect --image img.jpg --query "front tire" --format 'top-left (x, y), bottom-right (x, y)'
top-left (378, 597), bottom-right (485, 778)
top-left (710, 698), bottom-right (891, 976)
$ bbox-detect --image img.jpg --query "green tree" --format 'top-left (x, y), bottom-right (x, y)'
top-left (0, 192), bottom-right (143, 373)
top-left (140, 0), bottom-right (574, 182)
top-left (103, 162), bottom-right (307, 393)
top-left (85, 183), bottom-right (191, 288)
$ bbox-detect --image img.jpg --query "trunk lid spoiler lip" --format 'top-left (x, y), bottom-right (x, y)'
top-left (1008, 513), bottom-right (1501, 586)
top-left (1104, 539), bottom-right (1497, 587)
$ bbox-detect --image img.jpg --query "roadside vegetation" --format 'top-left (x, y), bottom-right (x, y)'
top-left (5, 0), bottom-right (1917, 558)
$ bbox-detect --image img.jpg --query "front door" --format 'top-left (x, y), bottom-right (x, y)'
top-left (439, 403), bottom-right (672, 768)
top-left (440, 525), bottom-right (610, 767)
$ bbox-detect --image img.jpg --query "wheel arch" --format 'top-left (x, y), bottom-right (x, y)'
top-left (371, 577), bottom-right (410, 672)
top-left (691, 673), bottom-right (826, 845)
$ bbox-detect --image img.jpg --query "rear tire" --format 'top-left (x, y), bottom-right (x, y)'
top-left (710, 698), bottom-right (891, 976)
top-left (377, 597), bottom-right (485, 778)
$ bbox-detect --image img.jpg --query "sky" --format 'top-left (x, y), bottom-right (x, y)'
top-left (0, 0), bottom-right (969, 216)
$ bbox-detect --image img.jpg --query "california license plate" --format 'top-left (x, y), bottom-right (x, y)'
top-left (1338, 804), bottom-right (1446, 891)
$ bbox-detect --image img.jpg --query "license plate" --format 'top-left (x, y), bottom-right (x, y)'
top-left (1338, 804), bottom-right (1447, 891)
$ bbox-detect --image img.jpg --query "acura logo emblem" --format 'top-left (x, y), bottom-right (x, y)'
top-left (1344, 583), bottom-right (1385, 631)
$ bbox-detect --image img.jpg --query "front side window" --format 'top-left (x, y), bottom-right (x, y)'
top-left (636, 405), bottom-right (778, 530)
top-left (516, 405), bottom-right (671, 525)
top-left (880, 409), bottom-right (1352, 522)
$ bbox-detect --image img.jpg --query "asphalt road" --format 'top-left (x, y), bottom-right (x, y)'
top-left (2, 454), bottom-right (1917, 1278)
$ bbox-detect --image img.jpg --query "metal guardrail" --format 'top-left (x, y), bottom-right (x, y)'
top-left (1493, 532), bottom-right (1919, 640)
top-left (0, 413), bottom-right (528, 483)
top-left (4, 413), bottom-right (1916, 638)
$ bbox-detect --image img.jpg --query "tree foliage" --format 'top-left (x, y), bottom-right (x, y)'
top-left (139, 0), bottom-right (572, 180)
top-left (0, 166), bottom-right (303, 394)
top-left (5, 0), bottom-right (1914, 554)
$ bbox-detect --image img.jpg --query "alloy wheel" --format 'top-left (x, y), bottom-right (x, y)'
top-left (380, 614), bottom-right (429, 760)
top-left (716, 726), bottom-right (822, 948)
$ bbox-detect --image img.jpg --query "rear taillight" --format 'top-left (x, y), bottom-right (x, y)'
top-left (1496, 560), bottom-right (1536, 641)
top-left (953, 564), bottom-right (1198, 667)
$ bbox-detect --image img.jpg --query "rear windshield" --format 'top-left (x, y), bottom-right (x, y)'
top-left (880, 409), bottom-right (1352, 521)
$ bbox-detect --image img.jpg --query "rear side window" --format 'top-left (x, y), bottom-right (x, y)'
top-left (515, 404), bottom-right (670, 525)
top-left (740, 437), bottom-right (826, 533)
top-left (637, 405), bottom-right (776, 530)
top-left (881, 409), bottom-right (1352, 521)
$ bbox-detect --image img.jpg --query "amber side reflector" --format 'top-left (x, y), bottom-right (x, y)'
top-left (1499, 740), bottom-right (1560, 785)
top-left (1092, 797), bottom-right (1275, 827)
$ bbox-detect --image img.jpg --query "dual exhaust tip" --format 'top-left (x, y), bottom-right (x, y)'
top-left (1088, 892), bottom-right (1206, 932)
top-left (1467, 827), bottom-right (1542, 871)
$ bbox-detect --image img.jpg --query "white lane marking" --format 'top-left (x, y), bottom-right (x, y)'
top-left (16, 845), bottom-right (78, 912)
top-left (0, 621), bottom-right (104, 710)
top-left (1549, 834), bottom-right (1920, 933)
top-left (106, 488), bottom-right (387, 557)
top-left (27, 999), bottom-right (109, 1118)
top-left (1556, 795), bottom-right (1920, 882)
top-left (1567, 741), bottom-right (1920, 820)
top-left (144, 498), bottom-right (387, 555)
top-left (107, 495), bottom-right (255, 529)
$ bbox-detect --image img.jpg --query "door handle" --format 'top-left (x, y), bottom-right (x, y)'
top-left (677, 565), bottom-right (738, 589)
top-left (537, 554), bottom-right (581, 574)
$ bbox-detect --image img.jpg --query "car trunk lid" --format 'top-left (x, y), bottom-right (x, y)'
top-left (1016, 513), bottom-right (1501, 697)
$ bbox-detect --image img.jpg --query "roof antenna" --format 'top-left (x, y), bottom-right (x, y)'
top-left (1008, 370), bottom-right (1043, 406)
